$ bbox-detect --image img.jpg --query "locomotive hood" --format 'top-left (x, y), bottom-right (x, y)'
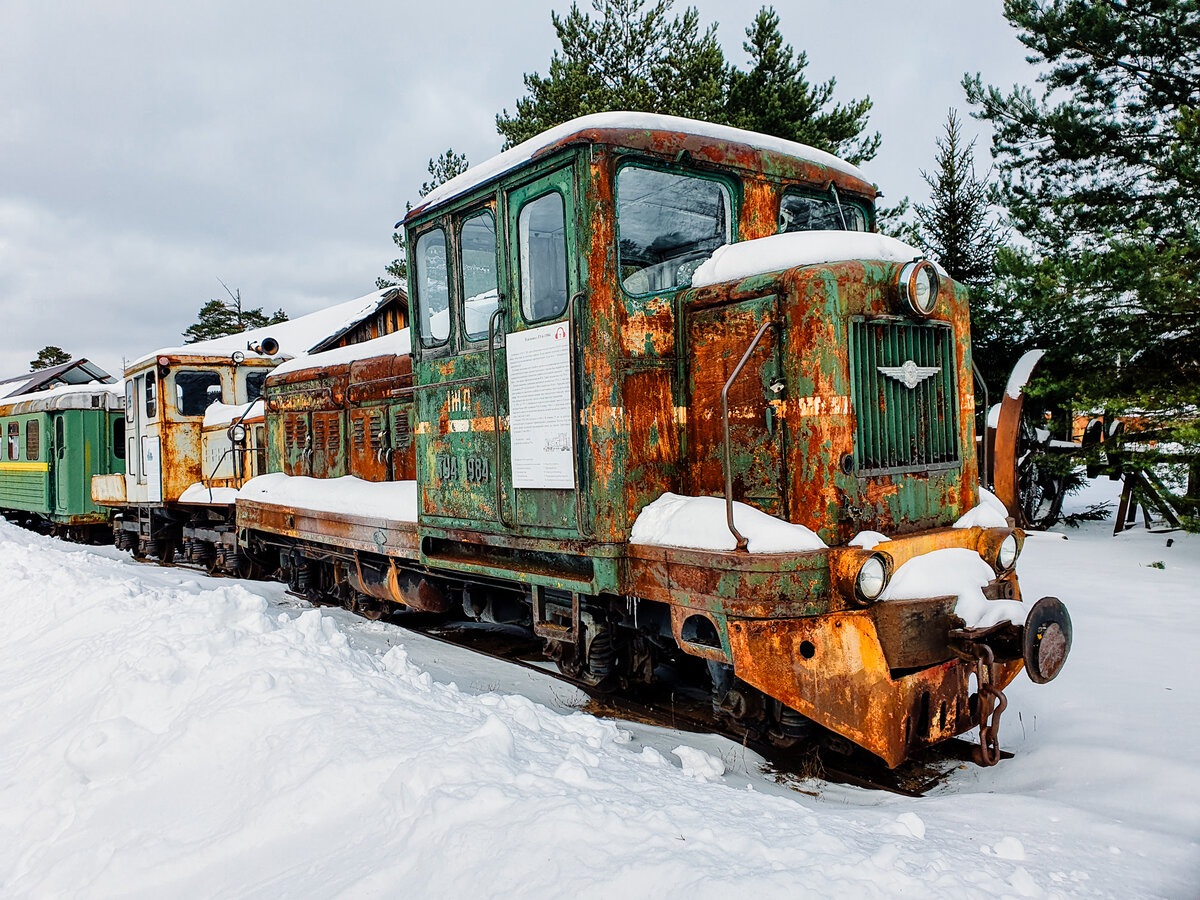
top-left (690, 231), bottom-right (946, 289)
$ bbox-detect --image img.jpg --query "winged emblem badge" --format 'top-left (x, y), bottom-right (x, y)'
top-left (878, 359), bottom-right (941, 389)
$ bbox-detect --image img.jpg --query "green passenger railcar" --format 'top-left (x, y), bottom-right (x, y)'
top-left (0, 384), bottom-right (125, 538)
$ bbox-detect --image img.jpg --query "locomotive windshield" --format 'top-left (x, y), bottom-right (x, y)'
top-left (175, 370), bottom-right (223, 416)
top-left (617, 165), bottom-right (731, 294)
top-left (779, 189), bottom-right (868, 232)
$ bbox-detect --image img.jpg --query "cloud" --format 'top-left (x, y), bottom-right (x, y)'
top-left (0, 0), bottom-right (1033, 378)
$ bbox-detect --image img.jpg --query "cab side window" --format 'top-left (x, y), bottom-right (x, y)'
top-left (175, 371), bottom-right (224, 416)
top-left (145, 372), bottom-right (157, 419)
top-left (415, 228), bottom-right (451, 347)
top-left (518, 192), bottom-right (568, 322)
top-left (246, 371), bottom-right (267, 404)
top-left (460, 211), bottom-right (499, 340)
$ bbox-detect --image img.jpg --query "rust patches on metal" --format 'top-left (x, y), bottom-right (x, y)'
top-left (993, 385), bottom-right (1027, 524)
top-left (237, 498), bottom-right (419, 558)
top-left (727, 612), bottom-right (1023, 768)
top-left (739, 179), bottom-right (779, 242)
top-left (621, 296), bottom-right (675, 357)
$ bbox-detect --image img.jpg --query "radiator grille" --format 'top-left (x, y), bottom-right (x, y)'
top-left (848, 319), bottom-right (960, 474)
top-left (392, 410), bottom-right (411, 448)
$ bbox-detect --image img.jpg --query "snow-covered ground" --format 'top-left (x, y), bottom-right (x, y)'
top-left (1, 478), bottom-right (1197, 898)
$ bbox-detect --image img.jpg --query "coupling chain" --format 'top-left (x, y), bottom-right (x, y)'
top-left (972, 643), bottom-right (1008, 767)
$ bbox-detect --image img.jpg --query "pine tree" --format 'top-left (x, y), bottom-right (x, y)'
top-left (29, 345), bottom-right (71, 371)
top-left (913, 110), bottom-right (1012, 393)
top-left (496, 2), bottom-right (878, 160)
top-left (496, 0), bottom-right (727, 148)
top-left (914, 111), bottom-right (1003, 288)
top-left (965, 0), bottom-right (1200, 414)
top-left (378, 149), bottom-right (470, 290)
top-left (183, 290), bottom-right (288, 343)
top-left (725, 7), bottom-right (879, 164)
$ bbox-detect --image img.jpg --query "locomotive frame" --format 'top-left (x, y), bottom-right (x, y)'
top-left (233, 114), bottom-right (1072, 768)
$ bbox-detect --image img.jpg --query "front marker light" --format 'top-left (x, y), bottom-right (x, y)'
top-left (856, 554), bottom-right (889, 603)
top-left (997, 533), bottom-right (1020, 571)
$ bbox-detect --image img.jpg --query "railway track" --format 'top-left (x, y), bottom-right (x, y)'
top-left (49, 537), bottom-right (1002, 796)
top-left (370, 609), bottom-right (1002, 797)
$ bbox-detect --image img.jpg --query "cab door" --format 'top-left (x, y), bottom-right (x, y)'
top-left (503, 167), bottom-right (584, 534)
top-left (137, 372), bottom-right (162, 502)
top-left (52, 414), bottom-right (70, 515)
top-left (125, 378), bottom-right (140, 484)
top-left (416, 204), bottom-right (505, 525)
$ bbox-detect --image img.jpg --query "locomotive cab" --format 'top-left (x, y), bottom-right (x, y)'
top-left (93, 345), bottom-right (278, 563)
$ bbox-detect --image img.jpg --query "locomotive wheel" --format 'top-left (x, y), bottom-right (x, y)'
top-left (1016, 416), bottom-right (1071, 529)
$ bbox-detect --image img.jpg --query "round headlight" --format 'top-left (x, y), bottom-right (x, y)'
top-left (856, 554), bottom-right (888, 602)
top-left (898, 260), bottom-right (940, 316)
top-left (997, 533), bottom-right (1020, 571)
top-left (228, 423), bottom-right (247, 443)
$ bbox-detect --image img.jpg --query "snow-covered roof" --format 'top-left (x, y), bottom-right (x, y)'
top-left (414, 112), bottom-right (870, 216)
top-left (272, 328), bottom-right (411, 378)
top-left (130, 289), bottom-right (394, 370)
top-left (0, 381), bottom-right (123, 414)
top-left (690, 231), bottom-right (942, 288)
top-left (0, 358), bottom-right (115, 398)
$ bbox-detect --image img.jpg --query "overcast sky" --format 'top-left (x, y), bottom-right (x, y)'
top-left (1, 1), bottom-right (1035, 379)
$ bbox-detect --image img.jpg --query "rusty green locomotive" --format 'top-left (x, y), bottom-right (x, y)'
top-left (239, 113), bottom-right (1071, 768)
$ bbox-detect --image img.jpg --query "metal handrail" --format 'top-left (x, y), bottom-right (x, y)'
top-left (721, 318), bottom-right (775, 552)
top-left (972, 360), bottom-right (990, 490)
top-left (487, 305), bottom-right (513, 528)
top-left (566, 290), bottom-right (591, 539)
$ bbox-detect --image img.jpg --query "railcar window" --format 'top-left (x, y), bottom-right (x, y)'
top-left (460, 211), bottom-right (500, 340)
top-left (145, 372), bottom-right (157, 419)
top-left (254, 425), bottom-right (266, 474)
top-left (416, 228), bottom-right (451, 347)
top-left (6, 422), bottom-right (17, 460)
top-left (616, 166), bottom-right (731, 295)
top-left (112, 419), bottom-right (125, 459)
top-left (246, 371), bottom-right (267, 403)
top-left (175, 371), bottom-right (224, 416)
top-left (25, 420), bottom-right (39, 460)
top-left (518, 192), bottom-right (568, 322)
top-left (125, 381), bottom-right (135, 423)
top-left (779, 191), bottom-right (868, 233)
